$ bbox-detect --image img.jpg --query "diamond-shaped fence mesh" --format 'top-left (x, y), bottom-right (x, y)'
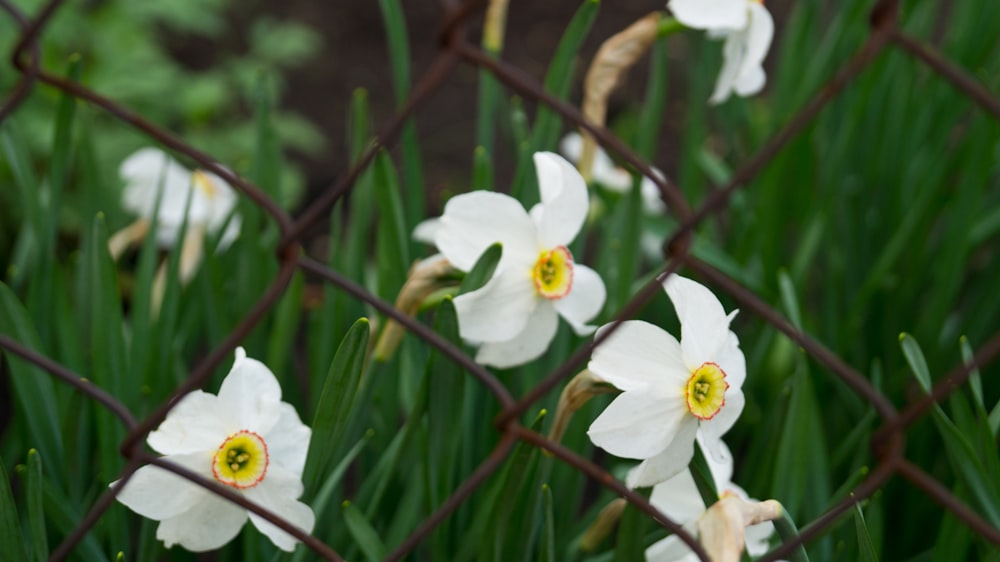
top-left (2, 0), bottom-right (1000, 560)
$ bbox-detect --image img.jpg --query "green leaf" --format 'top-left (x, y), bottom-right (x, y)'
top-left (457, 243), bottom-right (502, 296)
top-left (854, 503), bottom-right (879, 562)
top-left (342, 501), bottom-right (387, 562)
top-left (266, 269), bottom-right (304, 374)
top-left (900, 334), bottom-right (1000, 528)
top-left (373, 151), bottom-right (410, 303)
top-left (899, 333), bottom-right (932, 392)
top-left (426, 299), bottom-right (464, 509)
top-left (303, 318), bottom-right (370, 493)
top-left (377, 0), bottom-right (425, 229)
top-left (778, 270), bottom-right (804, 331)
top-left (772, 506), bottom-right (810, 562)
top-left (613, 503), bottom-right (648, 562)
top-left (473, 145), bottom-right (493, 191)
top-left (770, 356), bottom-right (830, 521)
top-left (0, 284), bottom-right (64, 474)
top-left (539, 485), bottom-right (555, 562)
top-left (0, 457), bottom-right (29, 562)
top-left (530, 0), bottom-right (601, 151)
top-left (25, 450), bottom-right (47, 562)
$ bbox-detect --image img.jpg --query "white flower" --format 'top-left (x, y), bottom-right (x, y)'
top-left (433, 152), bottom-right (607, 368)
top-left (117, 147), bottom-right (241, 251)
top-left (112, 348), bottom-right (314, 552)
top-left (668, 0), bottom-right (775, 104)
top-left (645, 438), bottom-right (774, 562)
top-left (587, 274), bottom-right (745, 488)
top-left (559, 132), bottom-right (666, 214)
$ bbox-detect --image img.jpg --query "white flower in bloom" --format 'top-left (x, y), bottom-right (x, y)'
top-left (645, 438), bottom-right (774, 562)
top-left (433, 152), bottom-right (607, 368)
top-left (112, 348), bottom-right (314, 552)
top-left (118, 147), bottom-right (241, 250)
top-left (587, 274), bottom-right (745, 488)
top-left (559, 132), bottom-right (666, 214)
top-left (668, 0), bottom-right (775, 104)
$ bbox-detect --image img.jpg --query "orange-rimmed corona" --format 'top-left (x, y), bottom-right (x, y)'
top-left (685, 362), bottom-right (729, 420)
top-left (212, 429), bottom-right (269, 489)
top-left (532, 246), bottom-right (574, 299)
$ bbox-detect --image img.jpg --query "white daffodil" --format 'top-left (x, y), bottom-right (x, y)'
top-left (112, 147), bottom-right (241, 254)
top-left (587, 274), bottom-right (745, 488)
top-left (559, 132), bottom-right (667, 215)
top-left (645, 438), bottom-right (774, 562)
top-left (433, 152), bottom-right (607, 368)
top-left (112, 348), bottom-right (314, 552)
top-left (668, 0), bottom-right (774, 104)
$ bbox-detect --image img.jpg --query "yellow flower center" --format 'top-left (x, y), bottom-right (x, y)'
top-left (192, 170), bottom-right (219, 200)
top-left (212, 430), bottom-right (269, 489)
top-left (532, 246), bottom-right (574, 300)
top-left (685, 362), bottom-right (729, 420)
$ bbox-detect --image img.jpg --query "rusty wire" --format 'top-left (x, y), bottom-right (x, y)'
top-left (1, 0), bottom-right (1000, 560)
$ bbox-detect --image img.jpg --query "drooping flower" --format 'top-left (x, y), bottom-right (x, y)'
top-left (587, 274), bottom-right (745, 487)
top-left (112, 348), bottom-right (314, 552)
top-left (559, 132), bottom-right (667, 215)
top-left (668, 0), bottom-right (775, 104)
top-left (432, 151), bottom-right (607, 368)
top-left (645, 437), bottom-right (775, 562)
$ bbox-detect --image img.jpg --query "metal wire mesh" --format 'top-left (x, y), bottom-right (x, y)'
top-left (2, 0), bottom-right (1000, 560)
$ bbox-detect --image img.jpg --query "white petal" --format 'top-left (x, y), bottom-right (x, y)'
top-left (559, 132), bottom-right (583, 161)
top-left (156, 488), bottom-right (248, 552)
top-left (245, 466), bottom-right (315, 552)
top-left (262, 402), bottom-right (311, 477)
top-left (699, 390), bottom-right (745, 461)
top-left (553, 264), bottom-right (606, 335)
top-left (588, 391), bottom-right (689, 459)
top-left (146, 390), bottom-right (231, 455)
top-left (649, 469), bottom-right (707, 525)
top-left (474, 301), bottom-right (559, 368)
top-left (113, 452), bottom-right (212, 521)
top-left (645, 534), bottom-right (700, 562)
top-left (715, 332), bottom-right (747, 391)
top-left (701, 434), bottom-right (734, 487)
top-left (625, 418), bottom-right (699, 487)
top-left (120, 149), bottom-right (197, 242)
top-left (709, 30), bottom-right (744, 104)
top-left (734, 64), bottom-right (766, 97)
top-left (412, 217), bottom-right (442, 245)
top-left (588, 320), bottom-right (689, 393)
top-left (199, 171), bottom-right (241, 244)
top-left (668, 0), bottom-right (748, 30)
top-left (745, 520), bottom-right (775, 556)
top-left (640, 173), bottom-right (668, 215)
top-left (436, 191), bottom-right (538, 270)
top-left (663, 275), bottom-right (735, 370)
top-left (738, 3), bottom-right (773, 86)
top-left (453, 269), bottom-right (537, 343)
top-left (217, 347), bottom-right (283, 434)
top-left (532, 152), bottom-right (589, 248)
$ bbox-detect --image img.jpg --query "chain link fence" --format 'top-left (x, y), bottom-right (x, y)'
top-left (2, 0), bottom-right (999, 560)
